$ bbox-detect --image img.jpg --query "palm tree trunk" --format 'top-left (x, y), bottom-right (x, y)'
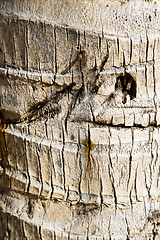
top-left (0, 0), bottom-right (160, 239)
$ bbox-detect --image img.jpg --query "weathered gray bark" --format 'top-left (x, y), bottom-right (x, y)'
top-left (0, 0), bottom-right (160, 239)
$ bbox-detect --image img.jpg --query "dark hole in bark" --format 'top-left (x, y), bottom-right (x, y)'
top-left (115, 72), bottom-right (136, 104)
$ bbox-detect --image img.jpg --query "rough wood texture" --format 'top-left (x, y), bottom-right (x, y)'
top-left (0, 0), bottom-right (160, 239)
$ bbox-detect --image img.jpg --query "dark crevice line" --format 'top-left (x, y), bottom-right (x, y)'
top-left (123, 51), bottom-right (125, 67)
top-left (83, 30), bottom-right (86, 47)
top-left (0, 131), bottom-right (7, 170)
top-left (117, 37), bottom-right (119, 55)
top-left (134, 166), bottom-right (138, 202)
top-left (68, 47), bottom-right (74, 74)
top-left (127, 153), bottom-right (132, 191)
top-left (54, 231), bottom-right (56, 240)
top-left (71, 119), bottom-right (160, 129)
top-left (77, 30), bottom-right (80, 49)
top-left (98, 35), bottom-right (101, 51)
top-left (39, 226), bottom-right (43, 240)
top-left (66, 27), bottom-right (69, 41)
top-left (130, 38), bottom-right (132, 63)
top-left (50, 145), bottom-right (56, 199)
top-left (153, 39), bottom-right (156, 62)
top-left (47, 144), bottom-right (52, 199)
top-left (108, 127), bottom-right (117, 211)
top-left (129, 187), bottom-right (133, 211)
top-left (153, 64), bottom-right (157, 127)
top-left (100, 177), bottom-right (103, 208)
top-left (61, 122), bottom-right (66, 194)
top-left (44, 120), bottom-right (48, 139)
top-left (25, 138), bottom-right (31, 194)
top-left (146, 35), bottom-right (149, 62)
top-left (50, 166), bottom-right (54, 199)
top-left (36, 146), bottom-right (43, 197)
top-left (145, 65), bottom-right (149, 97)
top-left (21, 220), bottom-right (26, 238)
top-left (144, 170), bottom-right (150, 198)
top-left (125, 215), bottom-right (130, 240)
top-left (87, 123), bottom-right (91, 164)
top-left (25, 22), bottom-right (29, 71)
top-left (54, 27), bottom-right (57, 74)
top-left (77, 128), bottom-right (82, 202)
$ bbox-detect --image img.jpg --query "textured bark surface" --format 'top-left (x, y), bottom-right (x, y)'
top-left (0, 0), bottom-right (160, 239)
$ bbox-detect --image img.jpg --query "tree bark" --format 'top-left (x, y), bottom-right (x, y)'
top-left (0, 0), bottom-right (160, 239)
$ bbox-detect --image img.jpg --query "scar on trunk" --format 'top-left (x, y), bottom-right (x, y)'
top-left (115, 72), bottom-right (136, 103)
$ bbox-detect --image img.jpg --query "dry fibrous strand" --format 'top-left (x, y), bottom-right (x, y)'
top-left (61, 50), bottom-right (86, 75)
top-left (19, 82), bottom-right (76, 123)
top-left (0, 82), bottom-right (76, 125)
